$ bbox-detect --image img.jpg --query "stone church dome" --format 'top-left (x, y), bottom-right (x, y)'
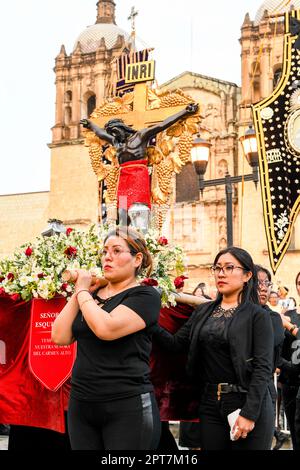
top-left (74, 23), bottom-right (130, 53)
top-left (73, 2), bottom-right (148, 54)
top-left (255, 0), bottom-right (300, 25)
top-left (74, 23), bottom-right (148, 54)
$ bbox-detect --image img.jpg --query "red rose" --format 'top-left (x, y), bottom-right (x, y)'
top-left (64, 246), bottom-right (77, 258)
top-left (37, 273), bottom-right (45, 279)
top-left (10, 293), bottom-right (20, 302)
top-left (25, 246), bottom-right (33, 257)
top-left (141, 278), bottom-right (159, 287)
top-left (158, 236), bottom-right (168, 246)
top-left (61, 283), bottom-right (69, 291)
top-left (66, 228), bottom-right (73, 237)
top-left (174, 275), bottom-right (188, 289)
top-left (0, 287), bottom-right (6, 296)
top-left (7, 273), bottom-right (14, 281)
top-left (0, 276), bottom-right (5, 283)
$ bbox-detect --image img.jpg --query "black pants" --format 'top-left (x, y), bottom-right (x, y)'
top-left (198, 389), bottom-right (274, 450)
top-left (157, 422), bottom-right (178, 451)
top-left (68, 392), bottom-right (161, 450)
top-left (179, 422), bottom-right (201, 448)
top-left (281, 384), bottom-right (300, 450)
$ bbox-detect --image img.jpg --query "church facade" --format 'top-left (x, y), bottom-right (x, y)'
top-left (1, 0), bottom-right (300, 294)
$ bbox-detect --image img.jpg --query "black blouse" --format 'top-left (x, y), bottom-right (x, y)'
top-left (198, 305), bottom-right (238, 384)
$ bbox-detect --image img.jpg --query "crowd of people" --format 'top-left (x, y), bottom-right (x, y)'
top-left (1, 226), bottom-right (300, 451)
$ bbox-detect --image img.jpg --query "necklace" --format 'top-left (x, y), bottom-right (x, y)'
top-left (212, 304), bottom-right (238, 318)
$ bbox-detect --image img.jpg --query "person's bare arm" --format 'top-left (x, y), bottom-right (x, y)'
top-left (51, 294), bottom-right (79, 345)
top-left (80, 119), bottom-right (114, 145)
top-left (51, 277), bottom-right (107, 345)
top-left (76, 290), bottom-right (146, 340)
top-left (140, 103), bottom-right (199, 141)
top-left (278, 312), bottom-right (299, 336)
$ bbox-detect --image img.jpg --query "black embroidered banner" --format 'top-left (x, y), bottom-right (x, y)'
top-left (252, 11), bottom-right (300, 273)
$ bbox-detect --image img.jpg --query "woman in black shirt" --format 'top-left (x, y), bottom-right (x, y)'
top-left (52, 227), bottom-right (161, 450)
top-left (154, 246), bottom-right (275, 450)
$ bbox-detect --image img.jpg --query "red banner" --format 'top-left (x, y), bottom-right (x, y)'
top-left (28, 298), bottom-right (76, 392)
top-left (0, 297), bottom-right (70, 432)
top-left (151, 304), bottom-right (200, 421)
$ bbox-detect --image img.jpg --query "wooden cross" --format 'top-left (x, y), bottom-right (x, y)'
top-left (91, 83), bottom-right (192, 132)
top-left (128, 6), bottom-right (138, 33)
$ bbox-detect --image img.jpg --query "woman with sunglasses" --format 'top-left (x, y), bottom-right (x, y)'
top-left (52, 227), bottom-right (161, 450)
top-left (153, 246), bottom-right (274, 450)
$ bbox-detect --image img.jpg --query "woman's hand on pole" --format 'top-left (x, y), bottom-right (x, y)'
top-left (74, 269), bottom-right (93, 292)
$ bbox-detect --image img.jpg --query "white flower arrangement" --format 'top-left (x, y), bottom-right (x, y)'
top-left (0, 225), bottom-right (186, 306)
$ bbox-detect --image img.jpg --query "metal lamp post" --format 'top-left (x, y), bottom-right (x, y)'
top-left (191, 126), bottom-right (259, 247)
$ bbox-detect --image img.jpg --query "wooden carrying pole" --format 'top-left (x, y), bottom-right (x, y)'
top-left (62, 270), bottom-right (209, 306)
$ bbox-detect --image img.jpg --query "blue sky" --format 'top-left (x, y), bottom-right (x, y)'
top-left (0, 0), bottom-right (263, 195)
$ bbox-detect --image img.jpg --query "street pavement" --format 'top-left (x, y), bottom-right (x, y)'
top-left (0, 431), bottom-right (293, 451)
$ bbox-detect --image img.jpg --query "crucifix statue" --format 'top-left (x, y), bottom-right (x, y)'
top-left (81, 82), bottom-right (201, 230)
top-left (81, 102), bottom-right (197, 219)
top-left (80, 103), bottom-right (198, 165)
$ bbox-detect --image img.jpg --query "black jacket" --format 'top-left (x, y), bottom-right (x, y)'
top-left (153, 300), bottom-right (274, 422)
top-left (278, 309), bottom-right (300, 385)
top-left (261, 305), bottom-right (284, 404)
top-left (262, 305), bottom-right (284, 371)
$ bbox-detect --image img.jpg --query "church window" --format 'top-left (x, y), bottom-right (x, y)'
top-left (65, 106), bottom-right (72, 126)
top-left (273, 67), bottom-right (282, 89)
top-left (63, 127), bottom-right (70, 140)
top-left (176, 163), bottom-right (199, 202)
top-left (65, 91), bottom-right (72, 103)
top-left (217, 159), bottom-right (228, 177)
top-left (87, 95), bottom-right (96, 117)
top-left (252, 80), bottom-right (260, 103)
top-left (251, 62), bottom-right (260, 103)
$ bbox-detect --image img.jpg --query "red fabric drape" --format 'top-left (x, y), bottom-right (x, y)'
top-left (0, 297), bottom-right (69, 433)
top-left (150, 303), bottom-right (200, 421)
top-left (117, 159), bottom-right (151, 209)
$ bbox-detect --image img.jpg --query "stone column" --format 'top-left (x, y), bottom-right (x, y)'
top-left (55, 78), bottom-right (64, 126)
top-left (241, 48), bottom-right (251, 102)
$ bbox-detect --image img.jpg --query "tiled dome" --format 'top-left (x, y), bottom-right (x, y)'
top-left (74, 23), bottom-right (147, 53)
top-left (254, 0), bottom-right (300, 25)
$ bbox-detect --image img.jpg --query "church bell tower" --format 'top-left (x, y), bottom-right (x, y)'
top-left (48, 1), bottom-right (131, 226)
top-left (96, 0), bottom-right (116, 24)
